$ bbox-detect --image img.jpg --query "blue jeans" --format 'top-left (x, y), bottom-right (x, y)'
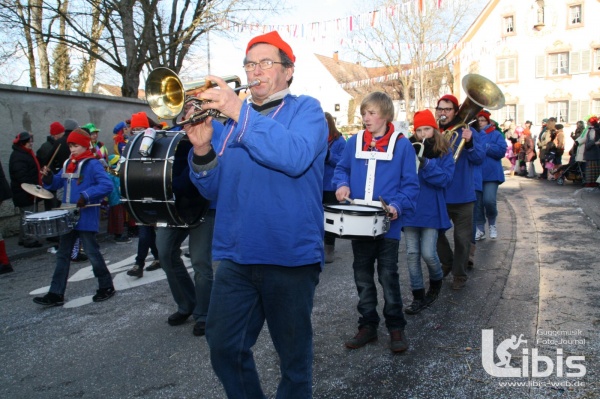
top-left (206, 260), bottom-right (320, 399)
top-left (49, 230), bottom-right (113, 295)
top-left (481, 181), bottom-right (499, 227)
top-left (351, 238), bottom-right (406, 330)
top-left (135, 225), bottom-right (158, 266)
top-left (156, 209), bottom-right (214, 322)
top-left (403, 227), bottom-right (443, 291)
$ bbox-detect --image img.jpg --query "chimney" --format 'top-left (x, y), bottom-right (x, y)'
top-left (333, 51), bottom-right (339, 62)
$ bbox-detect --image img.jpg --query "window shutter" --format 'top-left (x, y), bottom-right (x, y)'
top-left (580, 101), bottom-right (590, 121)
top-left (535, 55), bottom-right (545, 78)
top-left (508, 58), bottom-right (516, 79)
top-left (570, 51), bottom-right (581, 74)
top-left (535, 103), bottom-right (545, 125)
top-left (581, 50), bottom-right (591, 73)
top-left (517, 104), bottom-right (525, 122)
top-left (497, 60), bottom-right (505, 80)
top-left (569, 101), bottom-right (579, 124)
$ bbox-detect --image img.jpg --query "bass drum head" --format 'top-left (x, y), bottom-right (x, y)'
top-left (120, 131), bottom-right (209, 227)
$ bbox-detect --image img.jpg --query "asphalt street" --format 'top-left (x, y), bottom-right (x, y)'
top-left (1, 176), bottom-right (599, 398)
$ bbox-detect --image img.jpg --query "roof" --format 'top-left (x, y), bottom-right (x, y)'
top-left (93, 83), bottom-right (146, 100)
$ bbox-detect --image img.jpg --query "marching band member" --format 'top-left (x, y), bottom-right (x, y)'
top-left (403, 109), bottom-right (454, 314)
top-left (333, 91), bottom-right (419, 353)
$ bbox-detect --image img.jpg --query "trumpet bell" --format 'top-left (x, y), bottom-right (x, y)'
top-left (146, 67), bottom-right (186, 120)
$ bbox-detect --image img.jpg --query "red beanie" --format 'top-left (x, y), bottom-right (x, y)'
top-left (246, 31), bottom-right (296, 63)
top-left (50, 121), bottom-right (65, 136)
top-left (438, 94), bottom-right (459, 110)
top-left (477, 110), bottom-right (491, 123)
top-left (130, 112), bottom-right (150, 129)
top-left (413, 109), bottom-right (438, 130)
top-left (589, 116), bottom-right (598, 126)
top-left (67, 128), bottom-right (91, 148)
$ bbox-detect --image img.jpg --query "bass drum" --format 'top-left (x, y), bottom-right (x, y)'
top-left (120, 130), bottom-right (209, 227)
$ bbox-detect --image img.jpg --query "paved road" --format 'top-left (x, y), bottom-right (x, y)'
top-left (1, 176), bottom-right (599, 398)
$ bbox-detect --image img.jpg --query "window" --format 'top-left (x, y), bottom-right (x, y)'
top-left (503, 16), bottom-right (514, 35)
top-left (569, 4), bottom-right (582, 25)
top-left (593, 99), bottom-right (600, 118)
top-left (548, 53), bottom-right (569, 76)
top-left (497, 105), bottom-right (517, 123)
top-left (594, 48), bottom-right (600, 72)
top-left (497, 58), bottom-right (517, 82)
top-left (536, 1), bottom-right (545, 25)
top-left (548, 101), bottom-right (568, 123)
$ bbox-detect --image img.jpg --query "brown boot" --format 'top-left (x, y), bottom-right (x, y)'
top-left (452, 276), bottom-right (467, 290)
top-left (389, 329), bottom-right (409, 353)
top-left (468, 243), bottom-right (476, 270)
top-left (345, 325), bottom-right (378, 349)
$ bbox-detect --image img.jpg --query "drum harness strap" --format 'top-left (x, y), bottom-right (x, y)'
top-left (354, 130), bottom-right (403, 208)
top-left (61, 158), bottom-right (91, 205)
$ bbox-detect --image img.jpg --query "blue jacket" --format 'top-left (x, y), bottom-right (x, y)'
top-left (479, 126), bottom-right (507, 184)
top-left (324, 135), bottom-right (346, 191)
top-left (402, 149), bottom-right (454, 230)
top-left (189, 94), bottom-right (327, 267)
top-left (44, 159), bottom-right (113, 232)
top-left (445, 126), bottom-right (485, 204)
top-left (332, 133), bottom-right (420, 240)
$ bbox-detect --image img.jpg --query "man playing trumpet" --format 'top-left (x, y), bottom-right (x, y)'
top-left (435, 94), bottom-right (485, 290)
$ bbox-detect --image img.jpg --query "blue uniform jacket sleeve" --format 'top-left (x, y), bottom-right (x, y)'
top-left (43, 169), bottom-right (64, 192)
top-left (327, 136), bottom-right (346, 167)
top-left (188, 120), bottom-right (225, 201)
top-left (388, 139), bottom-right (419, 217)
top-left (464, 126), bottom-right (485, 165)
top-left (420, 150), bottom-right (455, 188)
top-left (79, 161), bottom-right (114, 202)
top-left (332, 135), bottom-right (354, 189)
top-left (233, 97), bottom-right (328, 177)
top-left (485, 130), bottom-right (508, 160)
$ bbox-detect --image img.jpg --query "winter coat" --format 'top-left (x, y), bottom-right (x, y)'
top-left (9, 144), bottom-right (41, 208)
top-left (584, 126), bottom-right (600, 161)
top-left (36, 136), bottom-right (60, 172)
top-left (324, 135), bottom-right (346, 192)
top-left (0, 161), bottom-right (11, 203)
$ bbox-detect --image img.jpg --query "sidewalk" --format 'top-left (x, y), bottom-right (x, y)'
top-left (575, 186), bottom-right (600, 229)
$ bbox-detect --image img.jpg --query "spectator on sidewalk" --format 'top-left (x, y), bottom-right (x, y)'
top-left (333, 91), bottom-right (419, 352)
top-left (105, 154), bottom-right (131, 244)
top-left (83, 123), bottom-right (108, 162)
top-left (583, 116), bottom-right (600, 187)
top-left (0, 160), bottom-right (13, 274)
top-left (9, 132), bottom-right (43, 248)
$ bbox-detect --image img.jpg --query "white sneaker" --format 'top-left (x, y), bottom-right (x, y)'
top-left (490, 225), bottom-right (497, 239)
top-left (475, 229), bottom-right (486, 241)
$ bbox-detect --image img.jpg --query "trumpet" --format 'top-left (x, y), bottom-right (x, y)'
top-left (412, 141), bottom-right (425, 171)
top-left (146, 67), bottom-right (260, 126)
top-left (440, 74), bottom-right (505, 162)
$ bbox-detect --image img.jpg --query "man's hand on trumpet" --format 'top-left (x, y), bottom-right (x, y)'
top-left (461, 126), bottom-right (473, 142)
top-left (190, 75), bottom-right (244, 123)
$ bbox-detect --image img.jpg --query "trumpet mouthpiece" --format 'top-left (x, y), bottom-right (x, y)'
top-left (440, 115), bottom-right (447, 121)
top-left (248, 79), bottom-right (261, 87)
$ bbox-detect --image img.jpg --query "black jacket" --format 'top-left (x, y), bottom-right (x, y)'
top-left (9, 144), bottom-right (40, 208)
top-left (0, 161), bottom-right (11, 203)
top-left (36, 135), bottom-right (61, 173)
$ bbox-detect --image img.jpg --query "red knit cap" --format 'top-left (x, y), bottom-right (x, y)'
top-left (477, 110), bottom-right (491, 123)
top-left (246, 31), bottom-right (296, 63)
top-left (50, 121), bottom-right (65, 136)
top-left (438, 94), bottom-right (459, 110)
top-left (130, 112), bottom-right (150, 129)
top-left (413, 109), bottom-right (438, 130)
top-left (589, 116), bottom-right (599, 125)
top-left (67, 128), bottom-right (91, 148)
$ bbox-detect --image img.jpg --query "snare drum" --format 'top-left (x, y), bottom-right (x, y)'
top-left (324, 204), bottom-right (390, 240)
top-left (120, 130), bottom-right (209, 228)
top-left (23, 209), bottom-right (75, 237)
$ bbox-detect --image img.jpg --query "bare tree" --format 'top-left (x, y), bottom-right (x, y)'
top-left (347, 0), bottom-right (480, 122)
top-left (0, 0), bottom-right (283, 97)
top-left (51, 0), bottom-right (71, 90)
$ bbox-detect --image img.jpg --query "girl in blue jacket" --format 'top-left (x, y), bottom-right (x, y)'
top-left (403, 110), bottom-right (455, 315)
top-left (475, 110), bottom-right (507, 240)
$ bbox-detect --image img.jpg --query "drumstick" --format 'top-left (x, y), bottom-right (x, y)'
top-left (46, 144), bottom-right (62, 169)
top-left (343, 196), bottom-right (355, 204)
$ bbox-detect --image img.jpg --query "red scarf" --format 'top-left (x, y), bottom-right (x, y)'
top-left (22, 146), bottom-right (42, 185)
top-left (362, 122), bottom-right (395, 152)
top-left (66, 150), bottom-right (95, 173)
top-left (485, 125), bottom-right (495, 134)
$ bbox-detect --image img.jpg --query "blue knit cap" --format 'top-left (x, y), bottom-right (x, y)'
top-left (113, 121), bottom-right (127, 134)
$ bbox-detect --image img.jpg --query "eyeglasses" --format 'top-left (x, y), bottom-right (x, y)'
top-left (435, 107), bottom-right (454, 113)
top-left (243, 60), bottom-right (285, 72)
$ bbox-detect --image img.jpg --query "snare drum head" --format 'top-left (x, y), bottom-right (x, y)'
top-left (324, 204), bottom-right (386, 215)
top-left (25, 210), bottom-right (69, 220)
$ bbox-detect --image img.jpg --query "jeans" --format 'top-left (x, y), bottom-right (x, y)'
top-left (437, 202), bottom-right (473, 278)
top-left (49, 230), bottom-right (113, 295)
top-left (404, 227), bottom-right (443, 291)
top-left (481, 181), bottom-right (499, 227)
top-left (135, 225), bottom-right (158, 266)
top-left (474, 189), bottom-right (484, 233)
top-left (206, 260), bottom-right (320, 399)
top-left (351, 238), bottom-right (406, 330)
top-left (156, 209), bottom-right (214, 322)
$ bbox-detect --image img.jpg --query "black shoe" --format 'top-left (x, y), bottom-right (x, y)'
top-left (424, 279), bottom-right (443, 306)
top-left (23, 241), bottom-right (43, 248)
top-left (168, 311), bottom-right (192, 326)
top-left (18, 241), bottom-right (24, 246)
top-left (0, 264), bottom-right (14, 275)
top-left (390, 329), bottom-right (409, 353)
top-left (145, 260), bottom-right (161, 271)
top-left (33, 292), bottom-right (64, 307)
top-left (92, 287), bottom-right (116, 302)
top-left (345, 325), bottom-right (378, 349)
top-left (193, 321), bottom-right (206, 336)
top-left (72, 253), bottom-right (88, 262)
top-left (46, 236), bottom-right (60, 243)
top-left (126, 264), bottom-right (143, 278)
top-left (114, 235), bottom-right (132, 244)
top-left (404, 298), bottom-right (427, 315)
